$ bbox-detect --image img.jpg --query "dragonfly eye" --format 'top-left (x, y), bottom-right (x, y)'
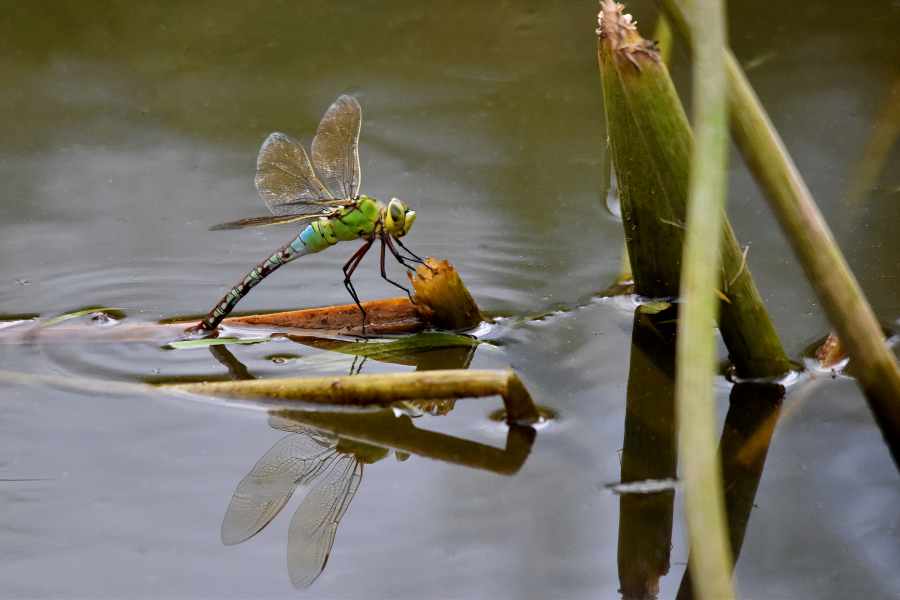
top-left (386, 198), bottom-right (409, 234)
top-left (400, 209), bottom-right (416, 236)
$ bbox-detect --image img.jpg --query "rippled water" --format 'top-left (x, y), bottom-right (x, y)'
top-left (2, 0), bottom-right (900, 598)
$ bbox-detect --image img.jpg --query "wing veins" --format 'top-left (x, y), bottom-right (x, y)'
top-left (264, 163), bottom-right (332, 203)
top-left (210, 214), bottom-right (324, 231)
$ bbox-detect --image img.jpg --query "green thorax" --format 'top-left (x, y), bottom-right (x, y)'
top-left (302, 195), bottom-right (415, 254)
top-left (317, 195), bottom-right (382, 245)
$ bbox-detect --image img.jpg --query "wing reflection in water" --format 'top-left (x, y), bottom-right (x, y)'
top-left (222, 416), bottom-right (387, 589)
top-left (220, 401), bottom-right (538, 590)
top-left (285, 451), bottom-right (361, 589)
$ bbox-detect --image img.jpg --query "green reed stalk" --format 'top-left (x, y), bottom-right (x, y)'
top-left (656, 0), bottom-right (900, 466)
top-left (598, 2), bottom-right (790, 380)
top-left (598, 25), bottom-right (682, 299)
top-left (599, 2), bottom-right (736, 595)
top-left (674, 0), bottom-right (735, 594)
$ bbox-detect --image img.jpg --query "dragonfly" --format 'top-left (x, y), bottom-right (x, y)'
top-left (190, 95), bottom-right (425, 336)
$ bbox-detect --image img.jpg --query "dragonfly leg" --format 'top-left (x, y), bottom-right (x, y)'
top-left (384, 236), bottom-right (425, 272)
top-left (391, 236), bottom-right (431, 269)
top-left (342, 239), bottom-right (375, 334)
top-left (379, 237), bottom-right (416, 303)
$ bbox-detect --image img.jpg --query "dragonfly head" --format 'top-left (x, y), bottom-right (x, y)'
top-left (385, 198), bottom-right (416, 238)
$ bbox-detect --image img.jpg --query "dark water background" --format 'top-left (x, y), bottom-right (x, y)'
top-left (1, 1), bottom-right (899, 597)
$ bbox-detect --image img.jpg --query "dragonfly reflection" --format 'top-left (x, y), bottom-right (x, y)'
top-left (221, 415), bottom-right (389, 589)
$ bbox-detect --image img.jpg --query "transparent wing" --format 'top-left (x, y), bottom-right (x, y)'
top-left (255, 132), bottom-right (335, 216)
top-left (209, 214), bottom-right (326, 231)
top-left (268, 415), bottom-right (332, 438)
top-left (312, 95), bottom-right (361, 201)
top-left (286, 456), bottom-right (363, 589)
top-left (220, 433), bottom-right (339, 546)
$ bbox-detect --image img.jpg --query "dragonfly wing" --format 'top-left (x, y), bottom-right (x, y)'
top-left (286, 456), bottom-right (363, 589)
top-left (209, 214), bottom-right (325, 231)
top-left (312, 95), bottom-right (361, 201)
top-left (220, 433), bottom-right (339, 546)
top-left (256, 132), bottom-right (334, 216)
